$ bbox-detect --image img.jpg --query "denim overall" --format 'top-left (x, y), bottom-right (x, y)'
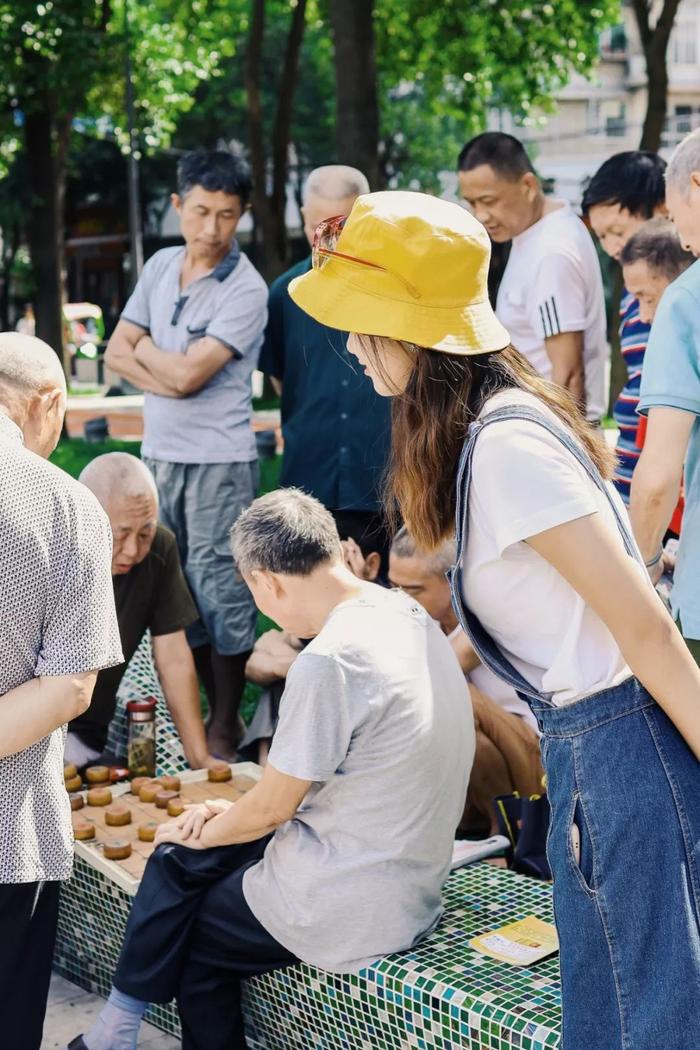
top-left (449, 404), bottom-right (700, 1050)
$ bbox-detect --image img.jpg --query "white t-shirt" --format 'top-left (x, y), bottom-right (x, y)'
top-left (461, 390), bottom-right (648, 706)
top-left (496, 202), bottom-right (608, 422)
top-left (447, 626), bottom-right (538, 730)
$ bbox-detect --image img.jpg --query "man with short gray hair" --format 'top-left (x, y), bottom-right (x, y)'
top-left (0, 333), bottom-right (122, 1049)
top-left (632, 129), bottom-right (700, 664)
top-left (74, 488), bottom-right (473, 1050)
top-left (259, 165), bottom-right (392, 571)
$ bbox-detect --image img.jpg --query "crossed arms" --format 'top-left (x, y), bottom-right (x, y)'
top-left (105, 320), bottom-right (233, 398)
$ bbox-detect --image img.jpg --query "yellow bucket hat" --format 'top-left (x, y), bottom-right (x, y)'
top-left (288, 190), bottom-right (510, 355)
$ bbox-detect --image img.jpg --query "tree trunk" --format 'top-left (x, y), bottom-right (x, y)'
top-left (23, 94), bottom-right (69, 372)
top-left (330, 0), bottom-right (381, 189)
top-left (245, 0), bottom-right (309, 280)
top-left (0, 226), bottom-right (19, 331)
top-left (632, 0), bottom-right (683, 151)
top-left (269, 0), bottom-right (308, 272)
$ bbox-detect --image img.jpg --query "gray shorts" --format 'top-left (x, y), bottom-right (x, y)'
top-left (144, 458), bottom-right (259, 655)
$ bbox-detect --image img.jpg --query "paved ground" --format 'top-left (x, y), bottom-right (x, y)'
top-left (42, 974), bottom-right (180, 1049)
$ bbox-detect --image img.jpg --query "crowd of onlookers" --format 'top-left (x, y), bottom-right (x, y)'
top-left (61, 132), bottom-right (700, 822)
top-left (4, 127), bottom-right (700, 1048)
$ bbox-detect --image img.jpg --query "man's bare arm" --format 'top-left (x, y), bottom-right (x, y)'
top-left (449, 626), bottom-right (481, 674)
top-left (544, 330), bottom-right (586, 410)
top-left (630, 406), bottom-right (692, 562)
top-left (245, 630), bottom-right (302, 686)
top-left (152, 631), bottom-right (215, 770)
top-left (155, 762), bottom-right (312, 848)
top-left (0, 673), bottom-right (96, 758)
top-left (104, 320), bottom-right (180, 396)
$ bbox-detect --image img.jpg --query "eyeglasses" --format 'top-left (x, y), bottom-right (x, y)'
top-left (312, 215), bottom-right (421, 299)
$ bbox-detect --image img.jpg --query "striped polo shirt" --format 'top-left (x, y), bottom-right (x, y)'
top-left (612, 289), bottom-right (651, 504)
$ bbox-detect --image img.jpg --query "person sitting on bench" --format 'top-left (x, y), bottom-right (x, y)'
top-left (239, 529), bottom-right (384, 764)
top-left (389, 528), bottom-right (544, 834)
top-left (68, 488), bottom-right (474, 1050)
top-left (66, 453), bottom-right (215, 772)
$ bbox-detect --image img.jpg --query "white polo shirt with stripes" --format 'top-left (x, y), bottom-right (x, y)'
top-left (496, 201), bottom-right (608, 422)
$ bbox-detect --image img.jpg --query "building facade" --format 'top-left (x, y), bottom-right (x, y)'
top-left (489, 0), bottom-right (700, 204)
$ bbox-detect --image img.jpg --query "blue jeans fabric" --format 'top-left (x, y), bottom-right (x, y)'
top-left (449, 404), bottom-right (700, 1050)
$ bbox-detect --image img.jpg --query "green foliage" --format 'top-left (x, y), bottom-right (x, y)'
top-left (1, 0), bottom-right (624, 246)
top-left (174, 0), bottom-right (335, 174)
top-left (0, 0), bottom-right (242, 160)
top-left (377, 0), bottom-right (622, 188)
top-left (52, 437), bottom-right (282, 493)
top-left (50, 437), bottom-right (142, 477)
top-left (88, 0), bottom-right (240, 153)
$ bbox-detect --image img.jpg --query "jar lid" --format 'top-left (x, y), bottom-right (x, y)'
top-left (126, 697), bottom-right (157, 714)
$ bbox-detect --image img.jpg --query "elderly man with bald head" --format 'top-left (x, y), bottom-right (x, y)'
top-left (0, 333), bottom-right (122, 1050)
top-left (258, 165), bottom-right (392, 570)
top-left (66, 453), bottom-right (215, 772)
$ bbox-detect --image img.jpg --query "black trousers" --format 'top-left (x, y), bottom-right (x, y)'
top-left (0, 880), bottom-right (60, 1050)
top-left (114, 838), bottom-right (298, 1050)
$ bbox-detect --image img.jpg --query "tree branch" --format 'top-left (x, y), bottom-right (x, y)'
top-left (655, 0), bottom-right (683, 45)
top-left (98, 0), bottom-right (112, 32)
top-left (630, 0), bottom-right (652, 50)
top-left (271, 0), bottom-right (308, 237)
top-left (244, 0), bottom-right (266, 207)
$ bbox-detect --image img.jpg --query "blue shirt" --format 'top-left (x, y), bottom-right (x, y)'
top-left (259, 257), bottom-right (391, 512)
top-left (638, 259), bottom-right (700, 638)
top-left (122, 243), bottom-right (268, 464)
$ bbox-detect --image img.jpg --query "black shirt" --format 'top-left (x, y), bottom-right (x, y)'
top-left (71, 524), bottom-right (198, 752)
top-left (259, 256), bottom-right (392, 512)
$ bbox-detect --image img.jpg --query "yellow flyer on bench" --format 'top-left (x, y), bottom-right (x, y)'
top-left (470, 916), bottom-right (559, 966)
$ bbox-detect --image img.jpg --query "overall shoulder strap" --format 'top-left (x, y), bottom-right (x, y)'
top-left (468, 403), bottom-right (641, 563)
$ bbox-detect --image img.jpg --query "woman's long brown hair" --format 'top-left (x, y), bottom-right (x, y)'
top-left (361, 337), bottom-right (617, 551)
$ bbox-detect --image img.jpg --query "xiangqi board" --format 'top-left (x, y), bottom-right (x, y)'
top-left (70, 762), bottom-right (261, 893)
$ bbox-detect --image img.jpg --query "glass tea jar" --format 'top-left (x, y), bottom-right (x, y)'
top-left (126, 697), bottom-right (157, 778)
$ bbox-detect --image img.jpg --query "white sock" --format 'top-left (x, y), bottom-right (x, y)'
top-left (81, 987), bottom-right (147, 1050)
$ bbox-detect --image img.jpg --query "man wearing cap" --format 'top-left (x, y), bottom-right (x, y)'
top-left (259, 165), bottom-right (392, 568)
top-left (105, 150), bottom-right (268, 760)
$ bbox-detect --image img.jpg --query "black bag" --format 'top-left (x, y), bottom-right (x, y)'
top-left (495, 791), bottom-right (551, 881)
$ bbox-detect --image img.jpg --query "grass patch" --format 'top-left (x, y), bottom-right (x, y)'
top-left (252, 395), bottom-right (280, 412)
top-left (51, 438), bottom-right (141, 477)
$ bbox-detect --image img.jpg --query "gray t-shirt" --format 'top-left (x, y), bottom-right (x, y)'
top-left (243, 585), bottom-right (475, 972)
top-left (0, 413), bottom-right (123, 883)
top-left (122, 243), bottom-right (268, 464)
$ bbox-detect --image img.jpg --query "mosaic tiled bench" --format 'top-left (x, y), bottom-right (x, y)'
top-left (55, 860), bottom-right (561, 1049)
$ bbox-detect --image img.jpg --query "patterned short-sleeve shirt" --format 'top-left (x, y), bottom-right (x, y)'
top-left (0, 412), bottom-right (123, 883)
